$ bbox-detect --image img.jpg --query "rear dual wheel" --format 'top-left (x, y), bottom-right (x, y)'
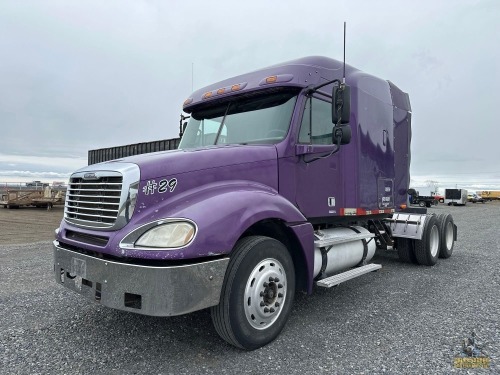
top-left (397, 214), bottom-right (454, 266)
top-left (436, 213), bottom-right (455, 258)
top-left (211, 236), bottom-right (295, 350)
top-left (414, 214), bottom-right (440, 266)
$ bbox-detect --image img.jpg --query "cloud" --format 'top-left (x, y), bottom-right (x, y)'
top-left (0, 0), bottom-right (498, 184)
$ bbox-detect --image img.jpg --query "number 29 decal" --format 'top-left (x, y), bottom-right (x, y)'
top-left (143, 178), bottom-right (178, 195)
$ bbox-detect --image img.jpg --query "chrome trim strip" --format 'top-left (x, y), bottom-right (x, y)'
top-left (66, 199), bottom-right (119, 206)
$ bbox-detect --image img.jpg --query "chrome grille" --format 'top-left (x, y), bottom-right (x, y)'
top-left (65, 175), bottom-right (123, 228)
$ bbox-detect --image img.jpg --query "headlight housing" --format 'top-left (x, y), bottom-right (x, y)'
top-left (120, 219), bottom-right (197, 250)
top-left (124, 182), bottom-right (139, 221)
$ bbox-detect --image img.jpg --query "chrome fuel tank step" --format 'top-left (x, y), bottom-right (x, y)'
top-left (315, 263), bottom-right (382, 288)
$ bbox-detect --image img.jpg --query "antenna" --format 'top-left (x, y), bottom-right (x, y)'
top-left (343, 21), bottom-right (346, 84)
top-left (191, 62), bottom-right (194, 92)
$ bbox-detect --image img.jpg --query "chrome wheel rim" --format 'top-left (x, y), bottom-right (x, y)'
top-left (429, 225), bottom-right (439, 257)
top-left (244, 258), bottom-right (286, 330)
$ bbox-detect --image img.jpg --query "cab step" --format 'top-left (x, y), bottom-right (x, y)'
top-left (315, 263), bottom-right (382, 288)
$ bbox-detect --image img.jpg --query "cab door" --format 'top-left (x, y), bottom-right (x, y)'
top-left (294, 96), bottom-right (342, 219)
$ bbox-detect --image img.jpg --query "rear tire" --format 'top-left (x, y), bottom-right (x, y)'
top-left (396, 238), bottom-right (418, 264)
top-left (419, 201), bottom-right (425, 207)
top-left (436, 213), bottom-right (455, 258)
top-left (211, 236), bottom-right (295, 350)
top-left (414, 214), bottom-right (440, 266)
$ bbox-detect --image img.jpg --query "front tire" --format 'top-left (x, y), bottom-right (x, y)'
top-left (211, 236), bottom-right (295, 350)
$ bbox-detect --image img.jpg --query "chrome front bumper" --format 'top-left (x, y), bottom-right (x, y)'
top-left (53, 241), bottom-right (229, 317)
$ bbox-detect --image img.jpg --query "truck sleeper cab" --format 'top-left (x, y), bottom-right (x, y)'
top-left (54, 56), bottom-right (457, 350)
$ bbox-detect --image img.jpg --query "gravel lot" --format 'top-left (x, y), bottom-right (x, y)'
top-left (0, 205), bottom-right (64, 245)
top-left (1, 203), bottom-right (499, 374)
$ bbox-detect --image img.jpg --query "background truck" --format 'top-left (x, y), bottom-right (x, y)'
top-left (26, 180), bottom-right (49, 188)
top-left (477, 190), bottom-right (500, 201)
top-left (408, 188), bottom-right (439, 207)
top-left (445, 188), bottom-right (468, 206)
top-left (53, 56), bottom-right (457, 350)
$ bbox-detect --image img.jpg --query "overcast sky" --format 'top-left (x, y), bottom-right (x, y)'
top-left (0, 0), bottom-right (498, 188)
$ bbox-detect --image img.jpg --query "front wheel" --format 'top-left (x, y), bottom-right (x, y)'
top-left (419, 201), bottom-right (426, 207)
top-left (211, 236), bottom-right (295, 350)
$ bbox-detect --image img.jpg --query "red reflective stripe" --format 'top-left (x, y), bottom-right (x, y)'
top-left (339, 208), bottom-right (395, 216)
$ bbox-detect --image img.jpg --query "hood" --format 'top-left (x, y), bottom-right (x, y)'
top-left (87, 144), bottom-right (278, 181)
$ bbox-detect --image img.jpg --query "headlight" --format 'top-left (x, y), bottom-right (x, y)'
top-left (135, 221), bottom-right (195, 248)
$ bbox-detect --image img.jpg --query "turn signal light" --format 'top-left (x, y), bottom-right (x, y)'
top-left (400, 204), bottom-right (407, 209)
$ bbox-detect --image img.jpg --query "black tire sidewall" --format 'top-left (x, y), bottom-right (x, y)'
top-left (414, 215), bottom-right (440, 266)
top-left (437, 213), bottom-right (454, 258)
top-left (227, 237), bottom-right (295, 350)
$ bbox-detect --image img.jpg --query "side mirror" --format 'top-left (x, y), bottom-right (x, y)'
top-left (332, 84), bottom-right (351, 124)
top-left (332, 124), bottom-right (351, 145)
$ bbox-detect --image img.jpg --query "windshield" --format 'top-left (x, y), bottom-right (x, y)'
top-left (179, 90), bottom-right (298, 149)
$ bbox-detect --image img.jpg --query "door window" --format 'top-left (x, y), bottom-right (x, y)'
top-left (298, 97), bottom-right (333, 145)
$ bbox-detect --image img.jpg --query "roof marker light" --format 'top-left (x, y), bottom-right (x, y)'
top-left (231, 84), bottom-right (241, 91)
top-left (183, 98), bottom-right (193, 106)
top-left (258, 74), bottom-right (294, 86)
top-left (203, 92), bottom-right (213, 99)
top-left (217, 88), bottom-right (226, 95)
top-left (266, 75), bottom-right (278, 84)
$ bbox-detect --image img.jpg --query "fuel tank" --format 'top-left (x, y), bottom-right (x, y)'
top-left (313, 226), bottom-right (376, 278)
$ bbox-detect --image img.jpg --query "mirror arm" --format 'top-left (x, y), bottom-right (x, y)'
top-left (179, 114), bottom-right (190, 137)
top-left (307, 79), bottom-right (342, 93)
top-left (305, 79), bottom-right (341, 97)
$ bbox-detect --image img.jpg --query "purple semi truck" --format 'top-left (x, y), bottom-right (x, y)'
top-left (54, 56), bottom-right (457, 350)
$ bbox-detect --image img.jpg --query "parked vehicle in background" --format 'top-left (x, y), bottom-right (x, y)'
top-left (410, 186), bottom-right (443, 204)
top-left (467, 193), bottom-right (485, 203)
top-left (26, 181), bottom-right (49, 188)
top-left (432, 193), bottom-right (445, 203)
top-left (445, 189), bottom-right (468, 206)
top-left (408, 188), bottom-right (438, 207)
top-left (477, 190), bottom-right (500, 201)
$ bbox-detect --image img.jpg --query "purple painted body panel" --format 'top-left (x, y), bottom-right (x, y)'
top-left (57, 56), bottom-right (411, 294)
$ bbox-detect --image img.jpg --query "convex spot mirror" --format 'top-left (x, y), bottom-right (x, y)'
top-left (332, 85), bottom-right (351, 124)
top-left (332, 124), bottom-right (351, 145)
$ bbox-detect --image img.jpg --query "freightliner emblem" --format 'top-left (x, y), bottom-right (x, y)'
top-left (83, 173), bottom-right (99, 180)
